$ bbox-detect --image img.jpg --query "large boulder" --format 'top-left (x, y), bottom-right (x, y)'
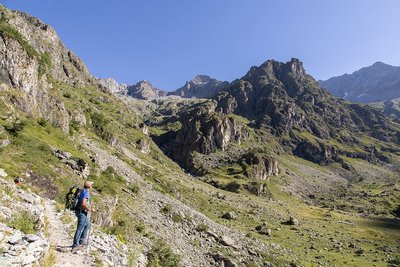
top-left (242, 152), bottom-right (279, 180)
top-left (293, 141), bottom-right (339, 164)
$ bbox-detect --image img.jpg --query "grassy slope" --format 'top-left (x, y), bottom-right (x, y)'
top-left (2, 84), bottom-right (400, 266)
top-left (129, 96), bottom-right (400, 266)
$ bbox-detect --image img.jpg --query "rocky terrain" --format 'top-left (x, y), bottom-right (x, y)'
top-left (168, 75), bottom-right (229, 98)
top-left (0, 4), bottom-right (400, 267)
top-left (98, 75), bottom-right (227, 101)
top-left (319, 62), bottom-right (400, 103)
top-left (0, 169), bottom-right (128, 267)
top-left (126, 80), bottom-right (166, 100)
top-left (370, 98), bottom-right (400, 121)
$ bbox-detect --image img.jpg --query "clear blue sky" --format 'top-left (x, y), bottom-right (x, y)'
top-left (2, 0), bottom-right (400, 90)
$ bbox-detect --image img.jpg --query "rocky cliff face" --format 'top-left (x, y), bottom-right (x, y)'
top-left (168, 75), bottom-right (229, 98)
top-left (319, 62), bottom-right (400, 103)
top-left (97, 78), bottom-right (128, 95)
top-left (369, 98), bottom-right (400, 121)
top-left (155, 102), bottom-right (249, 174)
top-left (97, 78), bottom-right (167, 101)
top-left (0, 7), bottom-right (96, 133)
top-left (149, 59), bottom-right (399, 172)
top-left (0, 9), bottom-right (93, 89)
top-left (126, 80), bottom-right (166, 100)
top-left (212, 58), bottom-right (398, 163)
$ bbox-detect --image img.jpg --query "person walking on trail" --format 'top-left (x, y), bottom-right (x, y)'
top-left (71, 181), bottom-right (95, 253)
top-left (14, 177), bottom-right (23, 186)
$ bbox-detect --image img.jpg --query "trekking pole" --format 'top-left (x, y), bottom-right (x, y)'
top-left (86, 215), bottom-right (92, 255)
top-left (86, 208), bottom-right (95, 255)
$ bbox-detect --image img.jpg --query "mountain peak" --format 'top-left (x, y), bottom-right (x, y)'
top-left (126, 80), bottom-right (166, 100)
top-left (168, 75), bottom-right (228, 98)
top-left (190, 75), bottom-right (213, 85)
top-left (243, 58), bottom-right (307, 84)
top-left (366, 61), bottom-right (396, 72)
top-left (320, 61), bottom-right (400, 102)
top-left (135, 80), bottom-right (154, 88)
top-left (371, 61), bottom-right (390, 67)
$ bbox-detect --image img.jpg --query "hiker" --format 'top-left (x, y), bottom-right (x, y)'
top-left (71, 181), bottom-right (95, 253)
top-left (14, 177), bottom-right (22, 186)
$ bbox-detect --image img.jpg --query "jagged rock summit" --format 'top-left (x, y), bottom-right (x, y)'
top-left (97, 78), bottom-right (128, 95)
top-left (215, 58), bottom-right (393, 140)
top-left (168, 75), bottom-right (229, 98)
top-left (319, 61), bottom-right (400, 103)
top-left (126, 80), bottom-right (166, 100)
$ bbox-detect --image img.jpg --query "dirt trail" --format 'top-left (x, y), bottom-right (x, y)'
top-left (44, 199), bottom-right (93, 267)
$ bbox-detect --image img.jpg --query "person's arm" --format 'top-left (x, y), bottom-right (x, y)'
top-left (81, 198), bottom-right (92, 212)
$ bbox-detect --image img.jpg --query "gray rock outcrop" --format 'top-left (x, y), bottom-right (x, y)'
top-left (53, 149), bottom-right (90, 178)
top-left (0, 7), bottom-right (96, 133)
top-left (127, 80), bottom-right (166, 100)
top-left (168, 75), bottom-right (229, 98)
top-left (0, 179), bottom-right (49, 267)
top-left (97, 78), bottom-right (128, 95)
top-left (155, 102), bottom-right (249, 173)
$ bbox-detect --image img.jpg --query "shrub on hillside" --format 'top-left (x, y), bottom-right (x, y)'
top-left (38, 52), bottom-right (52, 76)
top-left (69, 119), bottom-right (80, 135)
top-left (147, 239), bottom-right (181, 267)
top-left (11, 211), bottom-right (38, 234)
top-left (90, 112), bottom-right (112, 141)
top-left (37, 118), bottom-right (48, 127)
top-left (5, 118), bottom-right (27, 136)
top-left (195, 223), bottom-right (209, 232)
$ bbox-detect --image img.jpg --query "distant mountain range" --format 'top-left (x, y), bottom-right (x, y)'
top-left (98, 75), bottom-right (228, 100)
top-left (167, 75), bottom-right (229, 98)
top-left (102, 61), bottom-right (400, 104)
top-left (319, 62), bottom-right (400, 103)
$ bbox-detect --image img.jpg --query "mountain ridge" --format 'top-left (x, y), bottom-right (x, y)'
top-left (319, 61), bottom-right (400, 103)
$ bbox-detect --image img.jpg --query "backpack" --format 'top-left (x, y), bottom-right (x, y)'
top-left (65, 186), bottom-right (81, 211)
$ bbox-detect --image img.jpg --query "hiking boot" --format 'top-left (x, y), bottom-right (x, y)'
top-left (71, 246), bottom-right (81, 254)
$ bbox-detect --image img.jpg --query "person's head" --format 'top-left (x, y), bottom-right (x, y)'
top-left (83, 181), bottom-right (93, 189)
top-left (14, 177), bottom-right (22, 186)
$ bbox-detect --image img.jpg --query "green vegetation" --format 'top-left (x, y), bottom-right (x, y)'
top-left (38, 52), bottom-right (52, 77)
top-left (90, 112), bottom-right (112, 141)
top-left (160, 204), bottom-right (173, 214)
top-left (41, 247), bottom-right (56, 267)
top-left (129, 183), bottom-right (140, 195)
top-left (106, 219), bottom-right (128, 244)
top-left (135, 221), bottom-right (146, 233)
top-left (69, 119), bottom-right (80, 135)
top-left (4, 117), bottom-right (27, 136)
top-left (91, 166), bottom-right (124, 195)
top-left (171, 213), bottom-right (184, 223)
top-left (11, 211), bottom-right (37, 234)
top-left (0, 13), bottom-right (38, 58)
top-left (147, 239), bottom-right (181, 267)
top-left (195, 223), bottom-right (209, 232)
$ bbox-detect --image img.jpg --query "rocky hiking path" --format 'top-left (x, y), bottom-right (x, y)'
top-left (44, 199), bottom-right (93, 267)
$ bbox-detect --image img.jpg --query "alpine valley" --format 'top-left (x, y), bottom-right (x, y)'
top-left (0, 5), bottom-right (399, 267)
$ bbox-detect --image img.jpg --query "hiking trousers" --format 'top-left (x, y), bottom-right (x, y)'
top-left (72, 210), bottom-right (90, 247)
